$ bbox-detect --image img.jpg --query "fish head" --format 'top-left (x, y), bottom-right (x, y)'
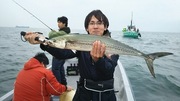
top-left (49, 37), bottom-right (66, 49)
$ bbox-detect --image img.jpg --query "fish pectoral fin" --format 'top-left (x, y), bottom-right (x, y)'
top-left (71, 50), bottom-right (76, 53)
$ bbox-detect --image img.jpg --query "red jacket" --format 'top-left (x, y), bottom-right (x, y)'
top-left (13, 58), bottom-right (66, 101)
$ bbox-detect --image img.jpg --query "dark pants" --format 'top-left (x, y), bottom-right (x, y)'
top-left (73, 80), bottom-right (116, 101)
top-left (52, 57), bottom-right (67, 85)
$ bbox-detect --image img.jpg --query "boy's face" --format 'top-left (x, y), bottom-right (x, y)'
top-left (58, 21), bottom-right (65, 29)
top-left (86, 16), bottom-right (106, 36)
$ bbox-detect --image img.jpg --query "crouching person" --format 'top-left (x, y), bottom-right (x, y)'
top-left (13, 52), bottom-right (72, 101)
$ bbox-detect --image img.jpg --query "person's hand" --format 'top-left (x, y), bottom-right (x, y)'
top-left (24, 32), bottom-right (45, 44)
top-left (90, 41), bottom-right (106, 62)
top-left (66, 85), bottom-right (73, 91)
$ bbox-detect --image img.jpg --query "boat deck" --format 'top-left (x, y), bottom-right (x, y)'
top-left (0, 59), bottom-right (135, 101)
top-left (52, 75), bottom-right (79, 101)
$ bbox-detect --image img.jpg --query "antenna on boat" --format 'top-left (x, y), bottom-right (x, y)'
top-left (12, 0), bottom-right (54, 31)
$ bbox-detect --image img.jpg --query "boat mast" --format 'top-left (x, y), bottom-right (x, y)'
top-left (130, 12), bottom-right (133, 29)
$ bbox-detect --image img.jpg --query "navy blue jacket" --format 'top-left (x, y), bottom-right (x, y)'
top-left (40, 45), bottom-right (119, 81)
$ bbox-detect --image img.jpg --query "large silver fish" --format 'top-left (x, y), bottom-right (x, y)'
top-left (44, 32), bottom-right (173, 78)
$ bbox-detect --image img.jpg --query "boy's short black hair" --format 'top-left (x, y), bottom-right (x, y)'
top-left (57, 16), bottom-right (68, 26)
top-left (34, 52), bottom-right (49, 65)
top-left (84, 10), bottom-right (109, 29)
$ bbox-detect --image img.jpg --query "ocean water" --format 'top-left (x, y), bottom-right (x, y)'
top-left (0, 27), bottom-right (180, 101)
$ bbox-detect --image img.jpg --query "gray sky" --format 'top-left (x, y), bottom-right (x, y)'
top-left (1, 0), bottom-right (180, 32)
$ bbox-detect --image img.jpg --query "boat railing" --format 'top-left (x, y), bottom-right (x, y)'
top-left (117, 60), bottom-right (135, 101)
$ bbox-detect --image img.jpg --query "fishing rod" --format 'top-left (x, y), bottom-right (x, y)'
top-left (12, 0), bottom-right (53, 31)
top-left (12, 0), bottom-right (56, 41)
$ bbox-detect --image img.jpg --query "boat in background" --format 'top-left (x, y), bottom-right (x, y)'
top-left (0, 58), bottom-right (135, 101)
top-left (15, 26), bottom-right (29, 28)
top-left (122, 13), bottom-right (141, 38)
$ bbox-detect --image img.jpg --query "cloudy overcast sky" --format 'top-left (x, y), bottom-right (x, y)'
top-left (0, 0), bottom-right (180, 32)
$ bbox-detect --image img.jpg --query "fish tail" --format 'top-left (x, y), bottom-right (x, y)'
top-left (145, 52), bottom-right (173, 78)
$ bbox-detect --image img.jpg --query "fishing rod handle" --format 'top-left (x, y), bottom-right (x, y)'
top-left (20, 31), bottom-right (26, 36)
top-left (20, 31), bottom-right (43, 42)
top-left (20, 31), bottom-right (43, 36)
top-left (35, 37), bottom-right (46, 43)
